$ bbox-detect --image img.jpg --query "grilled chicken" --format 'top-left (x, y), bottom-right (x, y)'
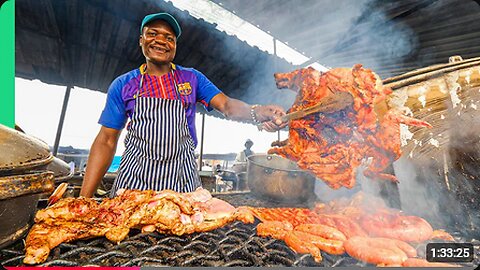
top-left (269, 64), bottom-right (431, 189)
top-left (24, 188), bottom-right (254, 265)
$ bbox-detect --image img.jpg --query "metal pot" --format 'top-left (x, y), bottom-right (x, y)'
top-left (0, 171), bottom-right (54, 249)
top-left (247, 154), bottom-right (316, 203)
top-left (0, 124), bottom-right (58, 248)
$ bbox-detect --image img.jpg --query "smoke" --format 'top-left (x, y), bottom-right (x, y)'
top-left (222, 0), bottom-right (422, 107)
top-left (240, 61), bottom-right (298, 109)
top-left (393, 154), bottom-right (480, 237)
top-left (393, 158), bottom-right (447, 226)
top-left (323, 2), bottom-right (418, 76)
top-left (280, 0), bottom-right (420, 78)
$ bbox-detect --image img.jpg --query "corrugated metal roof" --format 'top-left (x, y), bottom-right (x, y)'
top-left (15, 0), bottom-right (296, 113)
top-left (211, 0), bottom-right (480, 78)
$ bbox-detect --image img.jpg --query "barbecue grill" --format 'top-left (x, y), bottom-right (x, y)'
top-left (1, 192), bottom-right (479, 267)
top-left (2, 57), bottom-right (480, 267)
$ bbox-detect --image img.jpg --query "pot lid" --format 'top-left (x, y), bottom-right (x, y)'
top-left (0, 124), bottom-right (53, 173)
top-left (383, 55), bottom-right (480, 90)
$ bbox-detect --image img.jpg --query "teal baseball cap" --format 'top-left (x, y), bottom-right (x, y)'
top-left (140, 12), bottom-right (182, 39)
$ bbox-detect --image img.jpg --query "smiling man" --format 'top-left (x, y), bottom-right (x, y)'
top-left (80, 12), bottom-right (287, 197)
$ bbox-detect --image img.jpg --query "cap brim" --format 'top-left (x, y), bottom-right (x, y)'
top-left (141, 13), bottom-right (182, 39)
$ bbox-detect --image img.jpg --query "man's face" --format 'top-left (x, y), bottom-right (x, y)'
top-left (139, 20), bottom-right (177, 65)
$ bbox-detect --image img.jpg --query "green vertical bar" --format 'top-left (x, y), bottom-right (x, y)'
top-left (0, 0), bottom-right (15, 128)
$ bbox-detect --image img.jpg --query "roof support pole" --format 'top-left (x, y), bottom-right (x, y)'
top-left (198, 112), bottom-right (206, 170)
top-left (53, 85), bottom-right (72, 156)
top-left (273, 38), bottom-right (281, 142)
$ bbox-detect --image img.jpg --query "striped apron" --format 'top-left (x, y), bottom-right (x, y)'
top-left (110, 67), bottom-right (201, 196)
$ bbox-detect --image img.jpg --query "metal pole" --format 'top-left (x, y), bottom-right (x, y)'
top-left (53, 85), bottom-right (72, 156)
top-left (199, 113), bottom-right (206, 170)
top-left (273, 38), bottom-right (281, 142)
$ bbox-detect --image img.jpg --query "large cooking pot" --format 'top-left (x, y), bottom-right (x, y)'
top-left (247, 154), bottom-right (316, 202)
top-left (0, 124), bottom-right (56, 248)
top-left (0, 171), bottom-right (54, 248)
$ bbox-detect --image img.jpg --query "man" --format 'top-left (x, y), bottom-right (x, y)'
top-left (232, 139), bottom-right (254, 174)
top-left (80, 13), bottom-right (286, 197)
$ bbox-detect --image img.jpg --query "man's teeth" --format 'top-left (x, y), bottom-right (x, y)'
top-left (153, 47), bottom-right (167, 53)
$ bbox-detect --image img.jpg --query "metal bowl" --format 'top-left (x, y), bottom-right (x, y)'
top-left (247, 154), bottom-right (316, 203)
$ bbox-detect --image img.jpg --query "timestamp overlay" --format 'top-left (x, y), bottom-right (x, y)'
top-left (426, 243), bottom-right (474, 263)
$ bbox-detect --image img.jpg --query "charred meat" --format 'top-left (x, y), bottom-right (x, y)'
top-left (269, 65), bottom-right (431, 189)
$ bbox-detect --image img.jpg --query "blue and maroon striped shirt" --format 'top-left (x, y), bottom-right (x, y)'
top-left (99, 64), bottom-right (221, 147)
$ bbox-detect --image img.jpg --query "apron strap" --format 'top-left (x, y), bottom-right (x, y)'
top-left (170, 69), bottom-right (186, 107)
top-left (135, 64), bottom-right (148, 98)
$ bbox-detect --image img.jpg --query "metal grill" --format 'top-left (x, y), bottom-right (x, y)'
top-left (1, 192), bottom-right (479, 267)
top-left (1, 220), bottom-right (366, 267)
top-left (214, 192), bottom-right (316, 208)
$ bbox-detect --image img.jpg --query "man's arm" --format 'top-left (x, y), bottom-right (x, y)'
top-left (209, 93), bottom-right (287, 131)
top-left (80, 126), bottom-right (121, 197)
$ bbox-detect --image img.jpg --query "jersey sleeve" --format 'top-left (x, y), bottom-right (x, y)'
top-left (98, 77), bottom-right (128, 130)
top-left (192, 69), bottom-right (222, 111)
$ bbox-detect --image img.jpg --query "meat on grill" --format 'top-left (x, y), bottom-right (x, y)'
top-left (24, 188), bottom-right (254, 265)
top-left (269, 65), bottom-right (432, 189)
top-left (247, 192), bottom-right (458, 266)
top-left (344, 236), bottom-right (416, 265)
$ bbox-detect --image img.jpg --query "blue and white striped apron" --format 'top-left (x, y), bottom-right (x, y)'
top-left (111, 67), bottom-right (201, 196)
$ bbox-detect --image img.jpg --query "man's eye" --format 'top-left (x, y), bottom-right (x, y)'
top-left (167, 37), bottom-right (174, 42)
top-left (147, 32), bottom-right (156, 37)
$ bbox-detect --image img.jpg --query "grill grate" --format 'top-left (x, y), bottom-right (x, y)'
top-left (1, 221), bottom-right (364, 267)
top-left (1, 192), bottom-right (479, 267)
top-left (214, 192), bottom-right (317, 208)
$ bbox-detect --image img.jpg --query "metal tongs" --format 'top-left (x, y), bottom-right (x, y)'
top-left (282, 91), bottom-right (354, 122)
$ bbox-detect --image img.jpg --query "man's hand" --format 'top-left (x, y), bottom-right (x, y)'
top-left (254, 105), bottom-right (288, 132)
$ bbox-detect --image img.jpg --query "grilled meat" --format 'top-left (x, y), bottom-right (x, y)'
top-left (24, 222), bottom-right (109, 265)
top-left (344, 236), bottom-right (414, 265)
top-left (24, 188), bottom-right (253, 265)
top-left (269, 65), bottom-right (431, 189)
top-left (248, 192), bottom-right (456, 266)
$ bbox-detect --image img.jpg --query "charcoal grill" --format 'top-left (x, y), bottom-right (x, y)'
top-left (0, 192), bottom-right (479, 267)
